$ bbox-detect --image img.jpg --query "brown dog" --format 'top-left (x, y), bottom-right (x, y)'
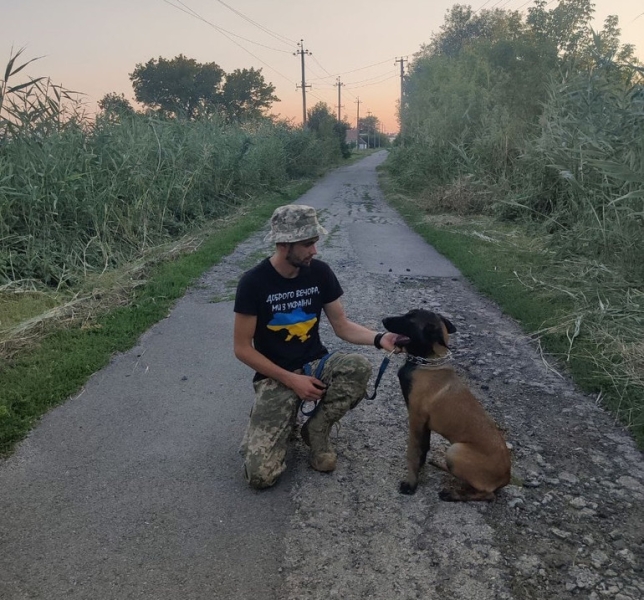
top-left (382, 309), bottom-right (511, 501)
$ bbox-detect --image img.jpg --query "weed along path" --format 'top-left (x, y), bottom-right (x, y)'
top-left (1, 151), bottom-right (643, 599)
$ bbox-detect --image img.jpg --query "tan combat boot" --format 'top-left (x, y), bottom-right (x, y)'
top-left (301, 413), bottom-right (337, 472)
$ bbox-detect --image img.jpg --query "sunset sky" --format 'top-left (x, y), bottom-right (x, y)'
top-left (2, 0), bottom-right (642, 133)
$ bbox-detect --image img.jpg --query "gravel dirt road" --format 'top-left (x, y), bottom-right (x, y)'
top-left (1, 151), bottom-right (642, 599)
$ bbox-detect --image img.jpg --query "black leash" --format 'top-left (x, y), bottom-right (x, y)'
top-left (301, 352), bottom-right (335, 416)
top-left (301, 350), bottom-right (393, 415)
top-left (365, 351), bottom-right (394, 400)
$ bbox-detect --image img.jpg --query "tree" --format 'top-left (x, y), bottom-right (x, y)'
top-left (221, 68), bottom-right (279, 122)
top-left (595, 15), bottom-right (637, 63)
top-left (527, 0), bottom-right (595, 60)
top-left (98, 92), bottom-right (135, 120)
top-left (306, 102), bottom-right (336, 134)
top-left (307, 102), bottom-right (351, 159)
top-left (129, 54), bottom-right (224, 119)
top-left (423, 4), bottom-right (525, 59)
top-left (359, 115), bottom-right (386, 148)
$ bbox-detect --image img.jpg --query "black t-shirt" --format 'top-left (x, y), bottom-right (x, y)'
top-left (234, 258), bottom-right (343, 380)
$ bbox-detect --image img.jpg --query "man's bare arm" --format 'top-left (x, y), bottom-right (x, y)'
top-left (323, 299), bottom-right (400, 351)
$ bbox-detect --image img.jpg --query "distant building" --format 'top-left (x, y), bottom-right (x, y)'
top-left (346, 128), bottom-right (368, 150)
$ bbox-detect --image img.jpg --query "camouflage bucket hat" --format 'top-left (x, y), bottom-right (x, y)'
top-left (264, 204), bottom-right (328, 244)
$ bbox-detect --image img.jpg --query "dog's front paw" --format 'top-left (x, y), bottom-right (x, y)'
top-left (399, 481), bottom-right (417, 495)
top-left (438, 489), bottom-right (457, 502)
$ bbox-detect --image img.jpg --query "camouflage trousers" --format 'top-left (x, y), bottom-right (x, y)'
top-left (240, 352), bottom-right (372, 489)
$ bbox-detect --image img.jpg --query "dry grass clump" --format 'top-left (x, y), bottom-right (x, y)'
top-left (416, 176), bottom-right (493, 216)
top-left (429, 214), bottom-right (550, 258)
top-left (0, 233), bottom-right (204, 360)
top-left (514, 258), bottom-right (644, 431)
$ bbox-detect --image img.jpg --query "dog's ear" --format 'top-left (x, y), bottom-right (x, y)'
top-left (440, 315), bottom-right (457, 334)
top-left (423, 322), bottom-right (449, 349)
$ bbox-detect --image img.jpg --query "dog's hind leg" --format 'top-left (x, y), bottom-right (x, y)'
top-left (438, 443), bottom-right (497, 502)
top-left (439, 485), bottom-right (495, 502)
top-left (428, 457), bottom-right (449, 473)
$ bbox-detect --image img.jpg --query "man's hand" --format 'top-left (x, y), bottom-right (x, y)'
top-left (379, 331), bottom-right (409, 353)
top-left (286, 372), bottom-right (328, 401)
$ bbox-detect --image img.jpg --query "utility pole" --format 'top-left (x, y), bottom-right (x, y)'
top-left (336, 77), bottom-right (344, 122)
top-left (395, 56), bottom-right (407, 140)
top-left (394, 57), bottom-right (407, 106)
top-left (355, 97), bottom-right (361, 151)
top-left (367, 110), bottom-right (372, 149)
top-left (295, 40), bottom-right (311, 126)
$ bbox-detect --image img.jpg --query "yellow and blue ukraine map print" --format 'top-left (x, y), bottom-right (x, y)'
top-left (267, 307), bottom-right (317, 342)
top-left (265, 285), bottom-right (321, 342)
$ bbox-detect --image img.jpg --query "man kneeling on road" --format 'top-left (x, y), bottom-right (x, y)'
top-left (234, 204), bottom-right (400, 489)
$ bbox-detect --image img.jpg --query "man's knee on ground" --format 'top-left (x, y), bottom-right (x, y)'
top-left (243, 454), bottom-right (284, 489)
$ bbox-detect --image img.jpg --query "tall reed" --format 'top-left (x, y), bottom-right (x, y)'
top-left (509, 63), bottom-right (644, 274)
top-left (388, 14), bottom-right (644, 277)
top-left (0, 50), bottom-right (343, 287)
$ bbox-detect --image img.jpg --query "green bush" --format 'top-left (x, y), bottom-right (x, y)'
top-left (388, 2), bottom-right (643, 277)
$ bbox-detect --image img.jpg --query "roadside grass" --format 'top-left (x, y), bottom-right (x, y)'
top-left (345, 148), bottom-right (383, 164)
top-left (380, 174), bottom-right (644, 448)
top-left (0, 289), bottom-right (64, 330)
top-left (0, 181), bottom-right (311, 455)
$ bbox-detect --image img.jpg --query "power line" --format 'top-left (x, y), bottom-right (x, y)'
top-left (488, 0), bottom-right (507, 10)
top-left (343, 87), bottom-right (358, 101)
top-left (308, 89), bottom-right (334, 106)
top-left (474, 0), bottom-right (542, 14)
top-left (161, 2), bottom-right (410, 123)
top-left (211, 0), bottom-right (297, 47)
top-left (345, 73), bottom-right (398, 90)
top-left (344, 68), bottom-right (398, 87)
top-left (473, 0), bottom-right (495, 13)
top-left (311, 65), bottom-right (396, 87)
top-left (310, 55), bottom-right (334, 78)
top-left (342, 57), bottom-right (409, 76)
top-left (306, 64), bottom-right (334, 85)
top-left (174, 0), bottom-right (291, 53)
top-left (305, 81), bottom-right (337, 90)
top-left (308, 57), bottom-right (402, 82)
top-left (512, 0), bottom-right (557, 10)
top-left (160, 0), bottom-right (296, 86)
top-left (340, 64), bottom-right (402, 100)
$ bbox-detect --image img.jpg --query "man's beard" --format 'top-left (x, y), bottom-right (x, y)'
top-left (286, 248), bottom-right (311, 268)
